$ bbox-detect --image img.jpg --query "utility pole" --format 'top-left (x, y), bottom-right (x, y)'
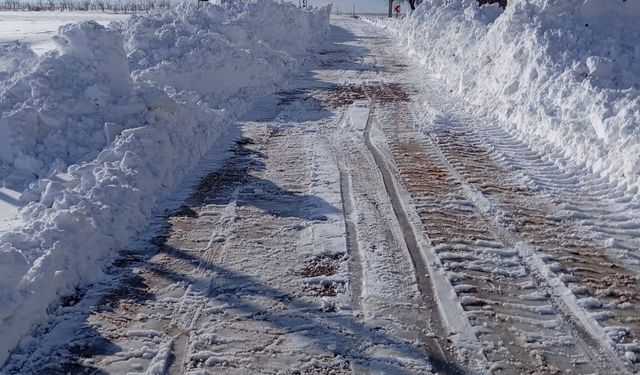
top-left (388, 0), bottom-right (393, 17)
top-left (352, 4), bottom-right (355, 17)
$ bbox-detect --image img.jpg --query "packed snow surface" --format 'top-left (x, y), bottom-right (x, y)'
top-left (376, 0), bottom-right (640, 195)
top-left (0, 2), bottom-right (329, 365)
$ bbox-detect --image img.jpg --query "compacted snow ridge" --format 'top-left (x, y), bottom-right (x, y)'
top-left (371, 0), bottom-right (640, 197)
top-left (2, 2), bottom-right (640, 374)
top-left (0, 2), bottom-right (330, 366)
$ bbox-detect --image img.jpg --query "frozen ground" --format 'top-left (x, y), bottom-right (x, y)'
top-left (0, 11), bottom-right (129, 54)
top-left (1, 3), bottom-right (640, 375)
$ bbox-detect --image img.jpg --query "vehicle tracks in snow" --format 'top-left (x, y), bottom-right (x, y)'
top-left (414, 74), bottom-right (640, 372)
top-left (337, 21), bottom-right (640, 371)
top-left (323, 33), bottom-right (466, 373)
top-left (338, 161), bottom-right (364, 313)
top-left (331, 109), bottom-right (461, 373)
top-left (4, 17), bottom-right (640, 375)
top-left (376, 99), bottom-right (602, 373)
top-left (369, 79), bottom-right (640, 372)
top-left (426, 122), bottom-right (640, 371)
top-left (362, 107), bottom-right (468, 375)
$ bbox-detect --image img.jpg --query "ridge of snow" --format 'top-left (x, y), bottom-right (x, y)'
top-left (0, 2), bottom-right (330, 365)
top-left (371, 0), bottom-right (640, 196)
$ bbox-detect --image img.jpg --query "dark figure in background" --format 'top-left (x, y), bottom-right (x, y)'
top-left (392, 0), bottom-right (420, 12)
top-left (478, 0), bottom-right (507, 9)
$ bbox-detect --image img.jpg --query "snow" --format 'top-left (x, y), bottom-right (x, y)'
top-left (0, 187), bottom-right (22, 235)
top-left (0, 2), bottom-right (330, 365)
top-left (2, 9), bottom-right (639, 371)
top-left (0, 11), bottom-right (129, 55)
top-left (371, 0), bottom-right (640, 196)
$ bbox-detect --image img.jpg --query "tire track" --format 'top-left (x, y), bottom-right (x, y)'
top-left (362, 103), bottom-right (472, 374)
top-left (412, 79), bottom-right (640, 369)
top-left (428, 125), bottom-right (640, 371)
top-left (338, 163), bottom-right (364, 312)
top-left (374, 95), bottom-right (622, 373)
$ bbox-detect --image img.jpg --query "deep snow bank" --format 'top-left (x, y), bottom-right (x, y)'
top-left (378, 0), bottom-right (640, 193)
top-left (0, 1), bottom-right (329, 364)
top-left (0, 22), bottom-right (141, 187)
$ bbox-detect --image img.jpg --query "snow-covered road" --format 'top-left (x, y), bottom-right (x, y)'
top-left (3, 15), bottom-right (640, 374)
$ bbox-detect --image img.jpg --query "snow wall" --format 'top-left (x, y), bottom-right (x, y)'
top-left (376, 0), bottom-right (640, 194)
top-left (0, 1), bottom-right (330, 365)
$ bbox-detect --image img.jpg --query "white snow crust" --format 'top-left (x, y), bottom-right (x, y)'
top-left (374, 0), bottom-right (640, 195)
top-left (0, 2), bottom-right (329, 365)
top-left (0, 11), bottom-right (128, 55)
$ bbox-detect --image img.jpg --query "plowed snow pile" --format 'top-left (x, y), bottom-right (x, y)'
top-left (0, 1), bottom-right (329, 364)
top-left (379, 0), bottom-right (640, 193)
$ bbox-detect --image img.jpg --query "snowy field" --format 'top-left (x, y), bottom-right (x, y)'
top-left (0, 11), bottom-right (129, 54)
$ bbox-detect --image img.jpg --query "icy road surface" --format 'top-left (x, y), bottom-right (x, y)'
top-left (4, 16), bottom-right (640, 374)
